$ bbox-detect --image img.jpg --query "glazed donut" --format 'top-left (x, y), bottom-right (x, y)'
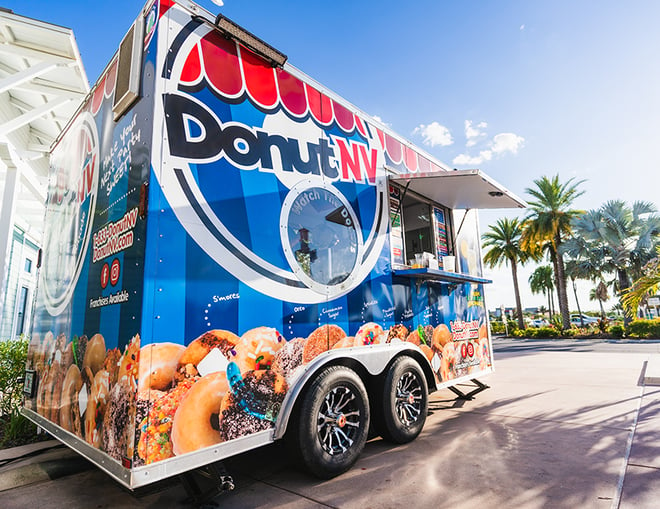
top-left (230, 327), bottom-right (285, 373)
top-left (439, 342), bottom-right (456, 382)
top-left (355, 322), bottom-right (385, 346)
top-left (172, 372), bottom-right (229, 455)
top-left (137, 378), bottom-right (196, 464)
top-left (219, 369), bottom-right (287, 442)
top-left (180, 329), bottom-right (240, 366)
top-left (405, 329), bottom-right (421, 346)
top-left (432, 324), bottom-right (452, 352)
top-left (420, 344), bottom-right (434, 362)
top-left (118, 334), bottom-right (141, 390)
top-left (83, 334), bottom-right (106, 376)
top-left (59, 364), bottom-right (83, 436)
top-left (302, 324), bottom-right (346, 363)
top-left (85, 369), bottom-right (110, 448)
top-left (137, 342), bottom-right (185, 392)
top-left (331, 336), bottom-right (356, 350)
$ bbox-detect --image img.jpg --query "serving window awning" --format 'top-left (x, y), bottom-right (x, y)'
top-left (389, 169), bottom-right (526, 210)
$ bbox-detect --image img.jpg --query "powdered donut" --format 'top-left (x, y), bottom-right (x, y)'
top-left (137, 378), bottom-right (196, 464)
top-left (83, 334), bottom-right (106, 376)
top-left (272, 337), bottom-right (306, 381)
top-left (432, 324), bottom-right (452, 352)
top-left (302, 324), bottom-right (346, 363)
top-left (355, 322), bottom-right (385, 346)
top-left (219, 369), bottom-right (287, 441)
top-left (138, 342), bottom-right (184, 392)
top-left (229, 327), bottom-right (285, 373)
top-left (172, 372), bottom-right (229, 455)
top-left (60, 364), bottom-right (83, 436)
top-left (85, 369), bottom-right (110, 448)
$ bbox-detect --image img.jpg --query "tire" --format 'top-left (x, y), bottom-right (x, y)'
top-left (378, 356), bottom-right (428, 444)
top-left (292, 365), bottom-right (370, 479)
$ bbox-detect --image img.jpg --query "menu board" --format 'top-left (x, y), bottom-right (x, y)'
top-left (389, 188), bottom-right (405, 266)
top-left (433, 206), bottom-right (449, 258)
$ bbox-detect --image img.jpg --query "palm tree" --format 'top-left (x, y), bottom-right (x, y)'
top-left (623, 245), bottom-right (660, 317)
top-left (482, 217), bottom-right (535, 329)
top-left (529, 265), bottom-right (555, 320)
top-left (589, 281), bottom-right (610, 319)
top-left (570, 200), bottom-right (660, 324)
top-left (522, 175), bottom-right (585, 329)
top-left (564, 259), bottom-right (587, 326)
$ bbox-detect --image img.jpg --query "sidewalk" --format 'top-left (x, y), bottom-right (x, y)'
top-left (0, 341), bottom-right (659, 508)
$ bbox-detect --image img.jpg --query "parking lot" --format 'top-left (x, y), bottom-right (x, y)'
top-left (1, 338), bottom-right (659, 508)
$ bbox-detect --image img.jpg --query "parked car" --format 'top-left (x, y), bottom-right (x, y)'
top-left (570, 314), bottom-right (599, 326)
top-left (530, 318), bottom-right (550, 328)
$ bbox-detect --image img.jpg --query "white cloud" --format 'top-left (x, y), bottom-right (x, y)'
top-left (371, 115), bottom-right (390, 127)
top-left (413, 121), bottom-right (453, 147)
top-left (452, 150), bottom-right (493, 166)
top-left (465, 120), bottom-right (488, 147)
top-left (520, 24), bottom-right (525, 31)
top-left (491, 132), bottom-right (525, 154)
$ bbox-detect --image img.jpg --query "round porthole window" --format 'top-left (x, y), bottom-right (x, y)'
top-left (281, 182), bottom-right (363, 296)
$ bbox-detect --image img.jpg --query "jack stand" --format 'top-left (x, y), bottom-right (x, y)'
top-left (447, 379), bottom-right (489, 400)
top-left (179, 461), bottom-right (235, 507)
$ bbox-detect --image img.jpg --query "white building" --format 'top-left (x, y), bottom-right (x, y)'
top-left (0, 8), bottom-right (88, 339)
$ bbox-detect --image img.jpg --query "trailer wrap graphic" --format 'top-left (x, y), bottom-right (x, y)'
top-left (26, 0), bottom-right (492, 473)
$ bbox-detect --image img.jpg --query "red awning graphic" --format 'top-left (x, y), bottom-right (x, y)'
top-left (177, 29), bottom-right (446, 175)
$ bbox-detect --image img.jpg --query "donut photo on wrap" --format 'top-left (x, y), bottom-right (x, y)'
top-left (219, 363), bottom-right (288, 442)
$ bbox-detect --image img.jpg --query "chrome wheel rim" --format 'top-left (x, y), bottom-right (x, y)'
top-left (395, 371), bottom-right (422, 426)
top-left (317, 385), bottom-right (361, 455)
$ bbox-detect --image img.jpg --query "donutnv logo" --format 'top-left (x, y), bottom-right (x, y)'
top-left (43, 112), bottom-right (99, 315)
top-left (153, 18), bottom-right (388, 304)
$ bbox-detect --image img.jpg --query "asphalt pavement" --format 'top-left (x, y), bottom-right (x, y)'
top-left (1, 337), bottom-right (659, 508)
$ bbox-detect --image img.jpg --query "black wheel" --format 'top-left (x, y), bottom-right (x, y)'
top-left (379, 356), bottom-right (428, 444)
top-left (292, 365), bottom-right (370, 479)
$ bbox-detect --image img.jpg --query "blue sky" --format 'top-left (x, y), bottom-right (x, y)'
top-left (7, 0), bottom-right (660, 311)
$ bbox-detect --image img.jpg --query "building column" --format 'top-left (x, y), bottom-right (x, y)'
top-left (0, 143), bottom-right (19, 324)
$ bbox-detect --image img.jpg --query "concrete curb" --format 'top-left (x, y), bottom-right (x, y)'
top-left (0, 440), bottom-right (91, 492)
top-left (643, 355), bottom-right (660, 385)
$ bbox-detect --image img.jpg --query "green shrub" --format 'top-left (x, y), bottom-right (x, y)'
top-left (609, 324), bottom-right (625, 338)
top-left (0, 337), bottom-right (28, 417)
top-left (626, 319), bottom-right (660, 339)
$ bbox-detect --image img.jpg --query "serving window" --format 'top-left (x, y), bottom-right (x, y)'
top-left (389, 183), bottom-right (453, 268)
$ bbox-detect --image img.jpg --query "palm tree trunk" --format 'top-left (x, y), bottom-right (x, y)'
top-left (572, 277), bottom-right (583, 327)
top-left (618, 268), bottom-right (632, 326)
top-left (554, 234), bottom-right (571, 329)
top-left (546, 292), bottom-right (552, 320)
top-left (598, 298), bottom-right (605, 318)
top-left (510, 258), bottom-right (525, 329)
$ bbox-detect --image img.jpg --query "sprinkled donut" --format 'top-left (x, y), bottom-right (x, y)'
top-left (229, 327), bottom-right (285, 373)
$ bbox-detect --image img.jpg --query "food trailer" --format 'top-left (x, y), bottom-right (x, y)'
top-left (22, 0), bottom-right (525, 497)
